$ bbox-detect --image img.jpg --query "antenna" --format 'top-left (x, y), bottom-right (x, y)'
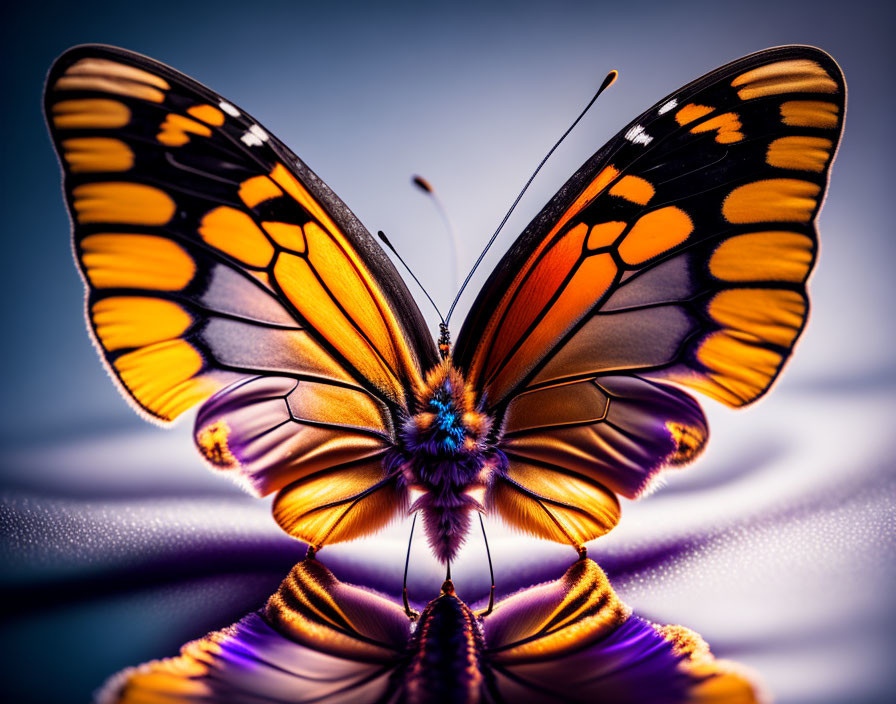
top-left (444, 69), bottom-right (619, 325)
top-left (412, 175), bottom-right (463, 290)
top-left (378, 229), bottom-right (445, 324)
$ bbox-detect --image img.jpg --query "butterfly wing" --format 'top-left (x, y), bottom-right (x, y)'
top-left (452, 46), bottom-right (845, 547)
top-left (45, 45), bottom-right (438, 546)
top-left (98, 560), bottom-right (410, 704)
top-left (482, 558), bottom-right (760, 704)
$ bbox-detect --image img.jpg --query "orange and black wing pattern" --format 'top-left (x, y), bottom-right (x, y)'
top-left (44, 45), bottom-right (438, 547)
top-left (453, 46), bottom-right (845, 546)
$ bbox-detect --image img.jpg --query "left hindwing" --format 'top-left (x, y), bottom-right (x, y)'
top-left (454, 46), bottom-right (845, 545)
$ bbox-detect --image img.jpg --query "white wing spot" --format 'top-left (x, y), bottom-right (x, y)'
top-left (659, 99), bottom-right (678, 115)
top-left (248, 124), bottom-right (269, 142)
top-left (625, 124), bottom-right (653, 146)
top-left (240, 130), bottom-right (263, 147)
top-left (219, 101), bottom-right (240, 117)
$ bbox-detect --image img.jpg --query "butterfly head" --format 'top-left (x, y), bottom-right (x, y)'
top-left (438, 322), bottom-right (451, 359)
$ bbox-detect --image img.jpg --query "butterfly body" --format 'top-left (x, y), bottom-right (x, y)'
top-left (389, 361), bottom-right (506, 563)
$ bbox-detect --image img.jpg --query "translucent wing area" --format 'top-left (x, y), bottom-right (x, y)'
top-left (483, 559), bottom-right (760, 704)
top-left (45, 45), bottom-right (438, 545)
top-left (45, 45), bottom-right (437, 423)
top-left (453, 46), bottom-right (845, 547)
top-left (98, 560), bottom-right (409, 704)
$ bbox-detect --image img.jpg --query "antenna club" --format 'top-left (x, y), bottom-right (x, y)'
top-left (412, 175), bottom-right (434, 193)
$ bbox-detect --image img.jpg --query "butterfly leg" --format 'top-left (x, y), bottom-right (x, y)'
top-left (403, 513), bottom-right (419, 620)
top-left (478, 512), bottom-right (496, 617)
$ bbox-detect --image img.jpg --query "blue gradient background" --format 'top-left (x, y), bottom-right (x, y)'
top-left (1, 1), bottom-right (894, 702)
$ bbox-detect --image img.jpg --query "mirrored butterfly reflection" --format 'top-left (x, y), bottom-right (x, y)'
top-left (98, 557), bottom-right (761, 704)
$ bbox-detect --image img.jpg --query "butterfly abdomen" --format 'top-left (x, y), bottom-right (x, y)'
top-left (391, 361), bottom-right (506, 563)
top-left (403, 587), bottom-right (485, 704)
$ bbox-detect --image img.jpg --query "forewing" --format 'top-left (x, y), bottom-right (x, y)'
top-left (45, 44), bottom-right (437, 425)
top-left (454, 46), bottom-right (844, 545)
top-left (455, 46), bottom-right (844, 408)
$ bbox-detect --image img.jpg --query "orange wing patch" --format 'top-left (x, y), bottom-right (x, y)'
top-left (722, 179), bottom-right (821, 224)
top-left (186, 103), bottom-right (226, 126)
top-left (54, 57), bottom-right (169, 102)
top-left (61, 137), bottom-right (133, 173)
top-left (691, 332), bottom-right (785, 407)
top-left (72, 182), bottom-right (176, 225)
top-left (710, 231), bottom-right (814, 283)
top-left (491, 461), bottom-right (620, 548)
top-left (731, 59), bottom-right (838, 100)
top-left (272, 460), bottom-right (405, 548)
top-left (780, 100), bottom-right (839, 128)
top-left (617, 206), bottom-right (693, 265)
top-left (80, 234), bottom-right (195, 290)
top-left (156, 113), bottom-right (212, 147)
top-left (92, 297), bottom-right (193, 351)
top-left (199, 207), bottom-right (275, 267)
top-left (708, 288), bottom-right (805, 348)
top-left (675, 103), bottom-right (714, 126)
top-left (113, 339), bottom-right (225, 420)
top-left (51, 99), bottom-right (131, 129)
top-left (261, 221), bottom-right (306, 252)
top-left (238, 175), bottom-right (283, 208)
top-left (766, 136), bottom-right (833, 172)
top-left (608, 175), bottom-right (655, 205)
top-left (689, 111), bottom-right (744, 144)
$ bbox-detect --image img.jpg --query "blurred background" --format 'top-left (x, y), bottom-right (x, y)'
top-left (1, 0), bottom-right (894, 702)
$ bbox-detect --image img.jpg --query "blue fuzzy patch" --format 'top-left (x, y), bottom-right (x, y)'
top-left (428, 395), bottom-right (466, 451)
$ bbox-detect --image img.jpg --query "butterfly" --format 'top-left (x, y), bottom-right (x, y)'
top-left (97, 556), bottom-right (760, 704)
top-left (44, 44), bottom-right (845, 565)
